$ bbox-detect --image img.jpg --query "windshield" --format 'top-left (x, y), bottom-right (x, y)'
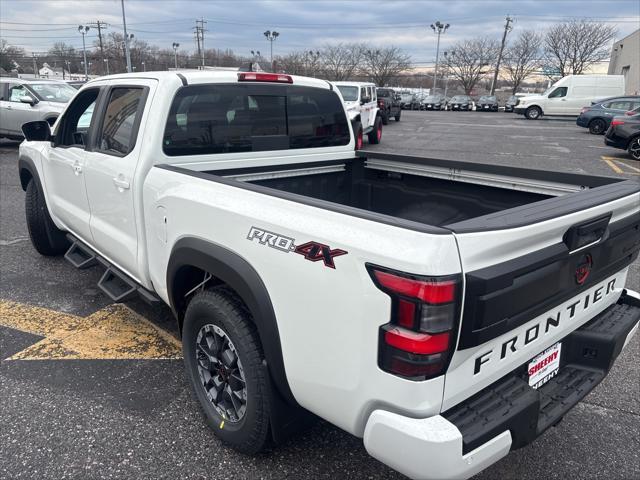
top-left (507, 95), bottom-right (517, 102)
top-left (28, 83), bottom-right (76, 103)
top-left (377, 89), bottom-right (393, 97)
top-left (337, 86), bottom-right (359, 102)
top-left (479, 96), bottom-right (496, 102)
top-left (451, 96), bottom-right (469, 102)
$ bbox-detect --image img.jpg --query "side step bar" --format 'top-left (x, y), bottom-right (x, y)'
top-left (64, 235), bottom-right (160, 305)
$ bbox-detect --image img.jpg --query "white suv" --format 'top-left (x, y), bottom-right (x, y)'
top-left (0, 78), bottom-right (76, 140)
top-left (335, 81), bottom-right (382, 149)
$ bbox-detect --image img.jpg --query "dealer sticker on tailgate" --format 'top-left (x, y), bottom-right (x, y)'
top-left (528, 342), bottom-right (561, 389)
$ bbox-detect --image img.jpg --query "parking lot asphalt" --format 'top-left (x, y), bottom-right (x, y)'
top-left (1, 110), bottom-right (639, 480)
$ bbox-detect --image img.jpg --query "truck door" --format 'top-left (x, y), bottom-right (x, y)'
top-left (41, 87), bottom-right (100, 242)
top-left (83, 80), bottom-right (154, 278)
top-left (545, 86), bottom-right (568, 114)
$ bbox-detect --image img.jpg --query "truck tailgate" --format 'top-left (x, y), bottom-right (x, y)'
top-left (442, 181), bottom-right (640, 410)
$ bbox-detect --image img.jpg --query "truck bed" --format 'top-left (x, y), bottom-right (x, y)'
top-left (165, 151), bottom-right (632, 232)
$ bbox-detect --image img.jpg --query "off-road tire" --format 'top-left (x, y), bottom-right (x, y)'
top-left (368, 116), bottom-right (382, 145)
top-left (394, 112), bottom-right (401, 121)
top-left (183, 288), bottom-right (271, 454)
top-left (352, 121), bottom-right (363, 150)
top-left (381, 112), bottom-right (389, 125)
top-left (25, 179), bottom-right (69, 256)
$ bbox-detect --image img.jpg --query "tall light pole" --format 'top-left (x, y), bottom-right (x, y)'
top-left (103, 57), bottom-right (110, 75)
top-left (172, 42), bottom-right (180, 69)
top-left (78, 25), bottom-right (90, 80)
top-left (121, 0), bottom-right (132, 73)
top-left (430, 21), bottom-right (450, 92)
top-left (263, 30), bottom-right (279, 71)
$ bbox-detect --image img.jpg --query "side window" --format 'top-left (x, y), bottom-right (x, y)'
top-left (548, 87), bottom-right (568, 98)
top-left (360, 87), bottom-right (367, 102)
top-left (97, 87), bottom-right (145, 156)
top-left (55, 88), bottom-right (100, 147)
top-left (608, 101), bottom-right (630, 110)
top-left (9, 84), bottom-right (28, 102)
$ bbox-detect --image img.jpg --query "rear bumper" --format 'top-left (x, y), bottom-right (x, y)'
top-left (363, 290), bottom-right (640, 480)
top-left (604, 134), bottom-right (627, 149)
top-left (576, 116), bottom-right (589, 127)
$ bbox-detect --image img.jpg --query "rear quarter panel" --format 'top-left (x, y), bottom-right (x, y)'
top-left (143, 166), bottom-right (461, 436)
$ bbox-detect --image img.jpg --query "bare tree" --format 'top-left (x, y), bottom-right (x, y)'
top-left (443, 37), bottom-right (499, 94)
top-left (0, 39), bottom-right (25, 72)
top-left (543, 20), bottom-right (616, 76)
top-left (320, 43), bottom-right (363, 81)
top-left (360, 46), bottom-right (412, 86)
top-left (503, 30), bottom-right (542, 94)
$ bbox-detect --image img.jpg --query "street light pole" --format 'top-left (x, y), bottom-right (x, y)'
top-left (263, 30), bottom-right (279, 71)
top-left (172, 42), bottom-right (180, 69)
top-left (121, 0), bottom-right (132, 73)
top-left (78, 25), bottom-right (90, 80)
top-left (103, 58), bottom-right (110, 75)
top-left (430, 21), bottom-right (450, 92)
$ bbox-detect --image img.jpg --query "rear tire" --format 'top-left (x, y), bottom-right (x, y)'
top-left (588, 118), bottom-right (606, 135)
top-left (381, 112), bottom-right (389, 125)
top-left (628, 136), bottom-right (640, 161)
top-left (368, 117), bottom-right (382, 145)
top-left (352, 121), bottom-right (363, 150)
top-left (183, 288), bottom-right (271, 454)
top-left (394, 112), bottom-right (401, 121)
top-left (525, 106), bottom-right (542, 120)
top-left (25, 179), bottom-right (69, 256)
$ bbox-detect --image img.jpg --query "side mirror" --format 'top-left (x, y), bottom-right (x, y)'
top-left (22, 120), bottom-right (51, 142)
top-left (20, 95), bottom-right (38, 106)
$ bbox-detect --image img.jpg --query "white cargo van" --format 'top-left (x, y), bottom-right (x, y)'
top-left (514, 75), bottom-right (625, 119)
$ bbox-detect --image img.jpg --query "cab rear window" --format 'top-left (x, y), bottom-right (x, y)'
top-left (163, 84), bottom-right (350, 156)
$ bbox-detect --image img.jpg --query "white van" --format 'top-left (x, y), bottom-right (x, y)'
top-left (514, 75), bottom-right (625, 119)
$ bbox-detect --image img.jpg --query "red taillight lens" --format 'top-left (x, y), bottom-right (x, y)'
top-left (368, 265), bottom-right (460, 380)
top-left (611, 118), bottom-right (625, 126)
top-left (625, 110), bottom-right (635, 116)
top-left (384, 327), bottom-right (450, 355)
top-left (373, 270), bottom-right (456, 304)
top-left (238, 72), bottom-right (293, 83)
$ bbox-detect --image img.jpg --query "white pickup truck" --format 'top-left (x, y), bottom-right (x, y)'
top-left (19, 71), bottom-right (640, 480)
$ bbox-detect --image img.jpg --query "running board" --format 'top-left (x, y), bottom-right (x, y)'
top-left (64, 234), bottom-right (161, 305)
top-left (65, 241), bottom-right (97, 269)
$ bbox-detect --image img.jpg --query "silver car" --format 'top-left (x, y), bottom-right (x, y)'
top-left (0, 78), bottom-right (77, 139)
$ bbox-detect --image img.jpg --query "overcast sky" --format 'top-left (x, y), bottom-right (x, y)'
top-left (1, 0), bottom-right (639, 63)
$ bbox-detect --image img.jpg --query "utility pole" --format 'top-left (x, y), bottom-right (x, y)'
top-left (490, 15), bottom-right (513, 95)
top-left (121, 0), bottom-right (132, 73)
top-left (194, 18), bottom-right (206, 68)
top-left (78, 25), bottom-right (90, 80)
top-left (430, 21), bottom-right (450, 92)
top-left (89, 21), bottom-right (108, 75)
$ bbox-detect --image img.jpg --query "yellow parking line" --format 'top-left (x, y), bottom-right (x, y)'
top-left (602, 156), bottom-right (624, 174)
top-left (0, 300), bottom-right (182, 360)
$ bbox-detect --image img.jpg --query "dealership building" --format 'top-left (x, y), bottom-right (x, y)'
top-left (608, 28), bottom-right (639, 95)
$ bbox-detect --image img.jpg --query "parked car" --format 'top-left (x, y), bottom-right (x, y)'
top-left (604, 112), bottom-right (640, 160)
top-left (576, 96), bottom-right (640, 134)
top-left (475, 95), bottom-right (499, 112)
top-left (514, 74), bottom-right (625, 120)
top-left (504, 95), bottom-right (518, 112)
top-left (376, 88), bottom-right (401, 124)
top-left (0, 78), bottom-right (76, 140)
top-left (449, 95), bottom-right (473, 111)
top-left (335, 81), bottom-right (382, 149)
top-left (398, 91), bottom-right (414, 109)
top-left (423, 94), bottom-right (447, 110)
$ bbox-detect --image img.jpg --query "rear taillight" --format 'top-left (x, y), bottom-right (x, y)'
top-left (238, 72), bottom-right (293, 83)
top-left (368, 265), bottom-right (461, 381)
top-left (625, 110), bottom-right (636, 116)
top-left (611, 118), bottom-right (625, 126)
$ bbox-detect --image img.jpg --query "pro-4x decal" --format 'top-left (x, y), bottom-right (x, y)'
top-left (247, 226), bottom-right (347, 269)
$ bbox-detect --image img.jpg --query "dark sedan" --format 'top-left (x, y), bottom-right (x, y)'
top-left (504, 95), bottom-right (518, 112)
top-left (576, 96), bottom-right (640, 135)
top-left (449, 95), bottom-right (472, 111)
top-left (423, 94), bottom-right (447, 110)
top-left (604, 113), bottom-right (640, 160)
top-left (475, 95), bottom-right (498, 112)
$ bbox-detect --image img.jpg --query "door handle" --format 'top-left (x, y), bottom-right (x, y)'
top-left (72, 163), bottom-right (82, 175)
top-left (113, 176), bottom-right (130, 190)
